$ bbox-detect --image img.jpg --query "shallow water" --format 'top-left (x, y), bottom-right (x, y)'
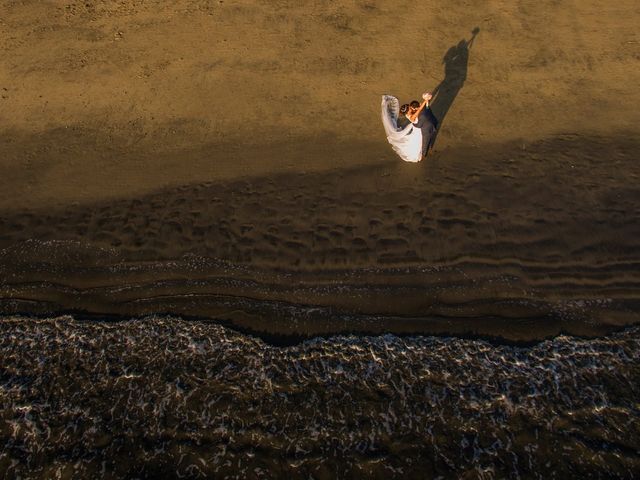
top-left (1, 316), bottom-right (639, 479)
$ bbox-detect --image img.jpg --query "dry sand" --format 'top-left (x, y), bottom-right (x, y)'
top-left (1, 0), bottom-right (639, 341)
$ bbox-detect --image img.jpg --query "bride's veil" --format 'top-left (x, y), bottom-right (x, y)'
top-left (381, 95), bottom-right (423, 163)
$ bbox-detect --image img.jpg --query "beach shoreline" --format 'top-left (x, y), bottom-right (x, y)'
top-left (3, 1), bottom-right (640, 476)
top-left (2, 134), bottom-right (639, 342)
top-left (2, 315), bottom-right (639, 478)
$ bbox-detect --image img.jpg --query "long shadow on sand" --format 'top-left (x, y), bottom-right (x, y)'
top-left (1, 133), bottom-right (639, 342)
top-left (430, 27), bottom-right (480, 147)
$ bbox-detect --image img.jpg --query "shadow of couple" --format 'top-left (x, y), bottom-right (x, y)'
top-left (429, 27), bottom-right (480, 149)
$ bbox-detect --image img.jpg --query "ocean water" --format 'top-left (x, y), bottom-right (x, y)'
top-left (1, 316), bottom-right (638, 479)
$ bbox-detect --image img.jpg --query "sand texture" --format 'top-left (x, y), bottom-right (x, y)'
top-left (1, 0), bottom-right (639, 340)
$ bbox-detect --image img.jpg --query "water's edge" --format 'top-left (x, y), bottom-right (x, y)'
top-left (2, 315), bottom-right (639, 478)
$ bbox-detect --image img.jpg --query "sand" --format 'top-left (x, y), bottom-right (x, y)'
top-left (1, 0), bottom-right (639, 341)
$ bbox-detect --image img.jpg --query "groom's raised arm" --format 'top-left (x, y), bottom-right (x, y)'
top-left (406, 93), bottom-right (433, 123)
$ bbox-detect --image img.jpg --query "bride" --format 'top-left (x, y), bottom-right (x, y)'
top-left (381, 93), bottom-right (434, 163)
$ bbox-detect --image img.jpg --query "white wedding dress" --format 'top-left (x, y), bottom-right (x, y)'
top-left (381, 95), bottom-right (423, 163)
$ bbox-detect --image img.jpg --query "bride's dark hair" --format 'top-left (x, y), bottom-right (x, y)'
top-left (399, 104), bottom-right (409, 115)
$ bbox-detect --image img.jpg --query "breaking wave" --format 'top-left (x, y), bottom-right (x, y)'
top-left (1, 316), bottom-right (639, 478)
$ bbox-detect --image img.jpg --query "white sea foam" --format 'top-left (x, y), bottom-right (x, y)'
top-left (0, 315), bottom-right (638, 478)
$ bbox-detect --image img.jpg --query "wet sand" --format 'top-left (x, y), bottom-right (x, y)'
top-left (1, 134), bottom-right (639, 341)
top-left (1, 1), bottom-right (640, 339)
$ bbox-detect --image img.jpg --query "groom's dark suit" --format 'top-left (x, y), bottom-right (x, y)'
top-left (414, 108), bottom-right (439, 157)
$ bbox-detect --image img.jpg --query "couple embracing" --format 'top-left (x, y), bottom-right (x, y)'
top-left (381, 92), bottom-right (439, 163)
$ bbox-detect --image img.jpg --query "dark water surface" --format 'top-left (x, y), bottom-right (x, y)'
top-left (1, 316), bottom-right (639, 479)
